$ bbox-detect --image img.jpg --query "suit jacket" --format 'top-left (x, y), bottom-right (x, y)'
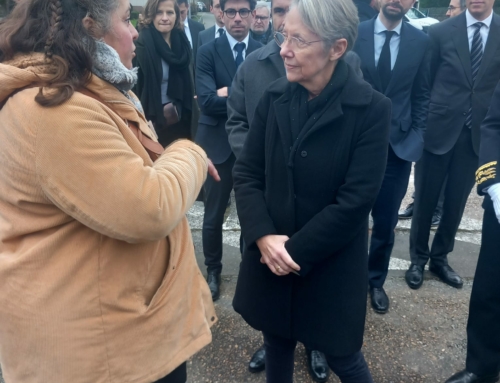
top-left (425, 12), bottom-right (500, 156)
top-left (198, 25), bottom-right (217, 49)
top-left (187, 18), bottom-right (205, 64)
top-left (476, 81), bottom-right (500, 195)
top-left (354, 19), bottom-right (431, 162)
top-left (226, 41), bottom-right (364, 159)
top-left (195, 33), bottom-right (262, 164)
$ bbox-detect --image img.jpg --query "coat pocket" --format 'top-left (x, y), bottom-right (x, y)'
top-left (428, 102), bottom-right (448, 116)
top-left (400, 119), bottom-right (412, 132)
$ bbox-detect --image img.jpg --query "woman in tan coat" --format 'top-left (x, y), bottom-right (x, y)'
top-left (0, 0), bottom-right (217, 382)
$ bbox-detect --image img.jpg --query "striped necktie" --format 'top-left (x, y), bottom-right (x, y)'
top-left (465, 22), bottom-right (484, 128)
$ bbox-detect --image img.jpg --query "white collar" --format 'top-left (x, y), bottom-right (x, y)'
top-left (466, 9), bottom-right (493, 28)
top-left (374, 14), bottom-right (402, 35)
top-left (184, 19), bottom-right (190, 30)
top-left (226, 30), bottom-right (250, 51)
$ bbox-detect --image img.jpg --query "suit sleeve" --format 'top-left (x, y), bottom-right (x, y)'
top-left (410, 37), bottom-right (431, 137)
top-left (427, 25), bottom-right (441, 87)
top-left (285, 96), bottom-right (392, 276)
top-left (195, 44), bottom-right (229, 117)
top-left (476, 81), bottom-right (500, 195)
top-left (226, 63), bottom-right (249, 158)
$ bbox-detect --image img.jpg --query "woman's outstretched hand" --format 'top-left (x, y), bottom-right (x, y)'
top-left (207, 158), bottom-right (220, 182)
top-left (256, 235), bottom-right (301, 276)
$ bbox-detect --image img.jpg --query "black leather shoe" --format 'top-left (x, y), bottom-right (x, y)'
top-left (206, 272), bottom-right (221, 301)
top-left (306, 349), bottom-right (329, 383)
top-left (369, 287), bottom-right (389, 314)
top-left (431, 211), bottom-right (442, 227)
top-left (398, 203), bottom-right (414, 219)
top-left (429, 263), bottom-right (463, 289)
top-left (445, 369), bottom-right (499, 383)
top-left (248, 346), bottom-right (265, 373)
top-left (405, 264), bottom-right (424, 290)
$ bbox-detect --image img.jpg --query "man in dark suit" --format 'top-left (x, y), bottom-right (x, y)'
top-left (198, 0), bottom-right (226, 48)
top-left (353, 0), bottom-right (431, 314)
top-left (178, 0), bottom-right (205, 62)
top-left (406, 0), bottom-right (500, 292)
top-left (195, 0), bottom-right (261, 301)
top-left (445, 82), bottom-right (500, 383)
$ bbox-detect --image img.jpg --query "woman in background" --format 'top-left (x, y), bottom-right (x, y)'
top-left (134, 0), bottom-right (197, 147)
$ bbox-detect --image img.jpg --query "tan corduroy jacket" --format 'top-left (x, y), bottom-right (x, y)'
top-left (0, 54), bottom-right (216, 383)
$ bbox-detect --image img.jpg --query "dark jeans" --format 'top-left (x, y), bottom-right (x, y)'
top-left (202, 154), bottom-right (236, 274)
top-left (410, 126), bottom-right (477, 266)
top-left (369, 146), bottom-right (412, 288)
top-left (154, 362), bottom-right (187, 383)
top-left (466, 197), bottom-right (500, 377)
top-left (263, 332), bottom-right (373, 383)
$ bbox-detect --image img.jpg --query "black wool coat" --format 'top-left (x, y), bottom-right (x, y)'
top-left (232, 65), bottom-right (391, 357)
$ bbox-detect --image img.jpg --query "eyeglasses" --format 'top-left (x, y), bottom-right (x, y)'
top-left (274, 31), bottom-right (323, 50)
top-left (223, 8), bottom-right (251, 18)
top-left (255, 16), bottom-right (269, 21)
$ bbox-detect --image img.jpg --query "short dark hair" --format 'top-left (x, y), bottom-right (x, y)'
top-left (220, 0), bottom-right (257, 11)
top-left (177, 0), bottom-right (189, 6)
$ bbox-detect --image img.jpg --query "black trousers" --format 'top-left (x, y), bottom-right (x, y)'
top-left (202, 153), bottom-right (236, 274)
top-left (410, 126), bottom-right (477, 266)
top-left (154, 363), bottom-right (187, 383)
top-left (369, 146), bottom-right (412, 288)
top-left (466, 197), bottom-right (500, 377)
top-left (263, 332), bottom-right (373, 383)
top-left (411, 166), bottom-right (446, 216)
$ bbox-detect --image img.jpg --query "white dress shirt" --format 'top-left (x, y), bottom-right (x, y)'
top-left (183, 20), bottom-right (193, 48)
top-left (374, 15), bottom-right (402, 69)
top-left (226, 32), bottom-right (250, 60)
top-left (215, 26), bottom-right (226, 39)
top-left (466, 9), bottom-right (493, 52)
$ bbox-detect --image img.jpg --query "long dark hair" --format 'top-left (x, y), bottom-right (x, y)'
top-left (0, 0), bottom-right (119, 107)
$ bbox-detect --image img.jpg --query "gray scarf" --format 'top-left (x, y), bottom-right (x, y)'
top-left (92, 40), bottom-right (143, 112)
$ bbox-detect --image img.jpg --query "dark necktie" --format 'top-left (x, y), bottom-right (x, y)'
top-left (465, 22), bottom-right (485, 128)
top-left (377, 30), bottom-right (396, 93)
top-left (234, 42), bottom-right (246, 69)
top-left (217, 28), bottom-right (225, 38)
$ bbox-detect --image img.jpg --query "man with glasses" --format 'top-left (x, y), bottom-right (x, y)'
top-left (353, 0), bottom-right (431, 315)
top-left (195, 0), bottom-right (261, 304)
top-left (250, 2), bottom-right (272, 43)
top-left (198, 0), bottom-right (226, 47)
top-left (446, 0), bottom-right (466, 17)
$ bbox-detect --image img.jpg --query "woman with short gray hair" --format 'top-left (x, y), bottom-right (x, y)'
top-left (232, 0), bottom-right (390, 381)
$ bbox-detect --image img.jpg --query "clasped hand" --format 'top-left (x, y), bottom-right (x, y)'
top-left (256, 235), bottom-right (301, 276)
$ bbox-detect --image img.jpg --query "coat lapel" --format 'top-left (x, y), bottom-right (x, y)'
top-left (452, 12), bottom-right (473, 87)
top-left (385, 22), bottom-right (415, 95)
top-left (273, 91), bottom-right (294, 166)
top-left (474, 13), bottom-right (500, 86)
top-left (215, 34), bottom-right (237, 79)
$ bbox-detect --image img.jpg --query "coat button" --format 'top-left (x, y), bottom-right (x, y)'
top-left (211, 316), bottom-right (215, 322)
top-left (463, 112), bottom-right (467, 116)
top-left (301, 151), bottom-right (307, 158)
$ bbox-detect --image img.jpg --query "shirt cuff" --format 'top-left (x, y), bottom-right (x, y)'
top-left (487, 183), bottom-right (500, 200)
